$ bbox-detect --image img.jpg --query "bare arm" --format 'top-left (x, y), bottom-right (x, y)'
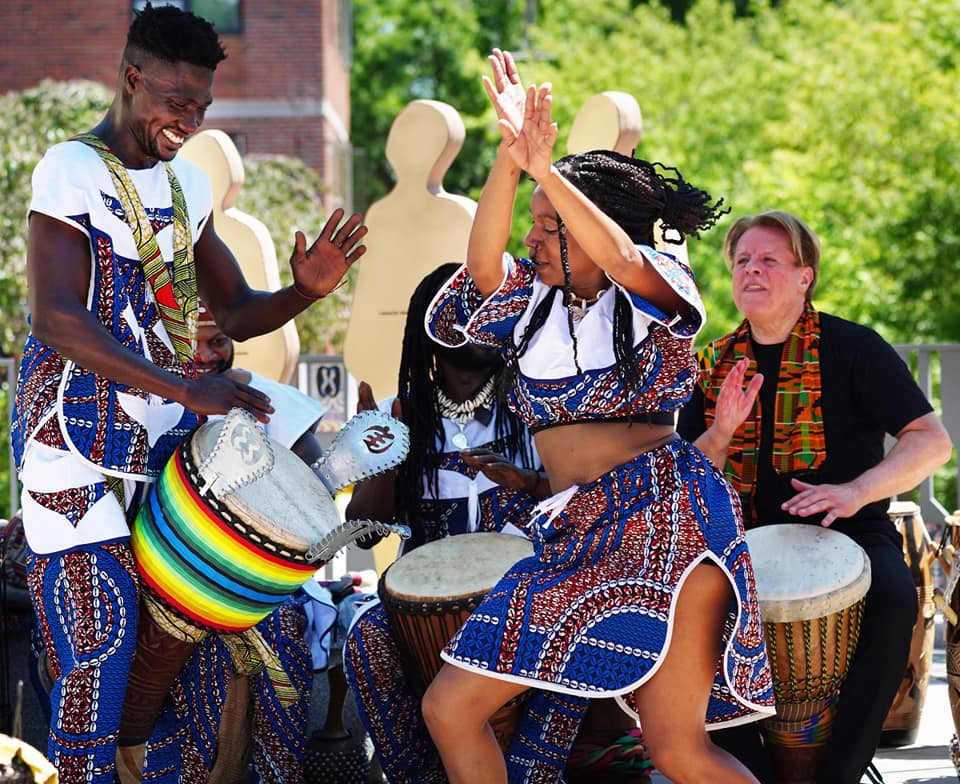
top-left (196, 207), bottom-right (367, 341)
top-left (784, 412), bottom-right (953, 527)
top-left (536, 167), bottom-right (689, 316)
top-left (488, 48), bottom-right (686, 316)
top-left (467, 143), bottom-right (522, 297)
top-left (467, 50), bottom-right (527, 297)
top-left (27, 213), bottom-right (273, 420)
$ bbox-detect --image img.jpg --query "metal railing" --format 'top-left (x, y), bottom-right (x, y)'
top-left (893, 344), bottom-right (960, 528)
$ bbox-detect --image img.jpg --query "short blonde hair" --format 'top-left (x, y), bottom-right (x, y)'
top-left (722, 210), bottom-right (821, 299)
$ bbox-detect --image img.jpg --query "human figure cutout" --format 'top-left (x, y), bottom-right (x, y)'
top-left (180, 129), bottom-right (301, 383)
top-left (343, 100), bottom-right (476, 398)
top-left (567, 91), bottom-right (690, 266)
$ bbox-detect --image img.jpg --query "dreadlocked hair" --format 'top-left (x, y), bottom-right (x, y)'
top-left (558, 218), bottom-right (584, 374)
top-left (553, 150), bottom-right (728, 246)
top-left (395, 264), bottom-right (534, 534)
top-left (124, 2), bottom-right (227, 71)
top-left (550, 150), bottom-right (729, 397)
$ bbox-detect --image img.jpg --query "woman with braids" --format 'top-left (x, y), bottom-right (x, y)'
top-left (340, 263), bottom-right (547, 784)
top-left (420, 50), bottom-right (775, 784)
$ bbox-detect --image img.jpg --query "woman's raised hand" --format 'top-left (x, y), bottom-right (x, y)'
top-left (482, 49), bottom-right (526, 137)
top-left (483, 49), bottom-right (557, 180)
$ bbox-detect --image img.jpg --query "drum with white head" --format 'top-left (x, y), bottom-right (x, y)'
top-left (747, 524), bottom-right (871, 784)
top-left (381, 532), bottom-right (534, 749)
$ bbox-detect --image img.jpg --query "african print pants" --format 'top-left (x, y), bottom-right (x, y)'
top-left (27, 538), bottom-right (140, 784)
top-left (343, 602), bottom-right (588, 784)
top-left (140, 598), bottom-right (313, 784)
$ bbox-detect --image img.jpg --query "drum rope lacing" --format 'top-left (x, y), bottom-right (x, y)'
top-left (435, 377), bottom-right (496, 450)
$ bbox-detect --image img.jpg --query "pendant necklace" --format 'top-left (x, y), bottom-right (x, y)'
top-left (567, 287), bottom-right (608, 323)
top-left (436, 376), bottom-right (496, 449)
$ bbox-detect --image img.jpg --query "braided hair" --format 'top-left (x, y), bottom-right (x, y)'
top-left (510, 150), bottom-right (727, 396)
top-left (395, 264), bottom-right (534, 532)
top-left (124, 2), bottom-right (227, 71)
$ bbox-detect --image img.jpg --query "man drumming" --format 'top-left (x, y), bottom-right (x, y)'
top-left (11, 5), bottom-right (364, 781)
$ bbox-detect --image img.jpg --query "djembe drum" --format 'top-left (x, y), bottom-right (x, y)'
top-left (746, 525), bottom-right (872, 784)
top-left (119, 408), bottom-right (410, 748)
top-left (380, 532), bottom-right (534, 750)
top-left (881, 500), bottom-right (936, 746)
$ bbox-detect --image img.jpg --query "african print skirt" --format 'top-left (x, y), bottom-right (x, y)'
top-left (441, 437), bottom-right (776, 727)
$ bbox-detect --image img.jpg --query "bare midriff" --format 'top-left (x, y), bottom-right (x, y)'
top-left (535, 421), bottom-right (677, 492)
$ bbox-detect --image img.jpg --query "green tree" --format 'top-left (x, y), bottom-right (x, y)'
top-left (351, 0), bottom-right (960, 346)
top-left (350, 0), bottom-right (527, 211)
top-left (522, 0), bottom-right (960, 345)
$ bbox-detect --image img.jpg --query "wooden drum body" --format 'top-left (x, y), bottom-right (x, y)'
top-left (881, 501), bottom-right (936, 746)
top-left (747, 525), bottom-right (871, 784)
top-left (380, 532), bottom-right (534, 750)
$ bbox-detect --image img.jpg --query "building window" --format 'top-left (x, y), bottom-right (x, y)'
top-left (132, 1), bottom-right (242, 34)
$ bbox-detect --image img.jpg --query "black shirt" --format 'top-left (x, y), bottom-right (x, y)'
top-left (678, 313), bottom-right (933, 537)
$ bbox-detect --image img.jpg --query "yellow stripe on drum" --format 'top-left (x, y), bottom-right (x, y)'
top-left (132, 521), bottom-right (268, 631)
top-left (161, 458), bottom-right (316, 589)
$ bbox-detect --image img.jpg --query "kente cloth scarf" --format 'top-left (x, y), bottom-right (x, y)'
top-left (75, 133), bottom-right (199, 364)
top-left (697, 303), bottom-right (825, 527)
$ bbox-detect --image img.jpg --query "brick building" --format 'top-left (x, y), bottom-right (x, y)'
top-left (0, 0), bottom-right (353, 208)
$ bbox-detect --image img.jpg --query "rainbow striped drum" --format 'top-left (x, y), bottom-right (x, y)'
top-left (119, 407), bottom-right (410, 748)
top-left (131, 417), bottom-right (336, 632)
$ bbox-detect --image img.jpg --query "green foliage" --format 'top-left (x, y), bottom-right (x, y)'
top-left (350, 0), bottom-right (524, 211)
top-left (231, 154), bottom-right (351, 354)
top-left (0, 79), bottom-right (113, 356)
top-left (351, 0), bottom-right (960, 346)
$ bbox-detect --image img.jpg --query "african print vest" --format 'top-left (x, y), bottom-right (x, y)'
top-left (12, 140), bottom-right (211, 478)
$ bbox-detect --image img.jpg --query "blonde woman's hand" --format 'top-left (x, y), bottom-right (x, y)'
top-left (713, 357), bottom-right (762, 441)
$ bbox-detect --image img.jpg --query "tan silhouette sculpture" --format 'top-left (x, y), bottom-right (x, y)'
top-left (179, 129), bottom-right (300, 383)
top-left (343, 100), bottom-right (477, 399)
top-left (567, 91), bottom-right (689, 265)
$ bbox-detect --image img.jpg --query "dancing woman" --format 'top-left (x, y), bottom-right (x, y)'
top-left (421, 50), bottom-right (774, 784)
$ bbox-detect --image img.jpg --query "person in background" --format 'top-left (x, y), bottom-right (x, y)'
top-left (678, 209), bottom-right (953, 784)
top-left (341, 263), bottom-right (551, 783)
top-left (12, 4), bottom-right (365, 781)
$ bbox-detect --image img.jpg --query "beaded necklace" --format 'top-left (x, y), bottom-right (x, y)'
top-left (567, 287), bottom-right (608, 322)
top-left (435, 376), bottom-right (496, 449)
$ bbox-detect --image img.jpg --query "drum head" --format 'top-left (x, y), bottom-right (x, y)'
top-left (746, 524), bottom-right (871, 622)
top-left (384, 532), bottom-right (533, 604)
top-left (192, 418), bottom-right (338, 549)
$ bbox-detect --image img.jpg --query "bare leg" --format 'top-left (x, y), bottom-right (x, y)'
top-left (632, 564), bottom-right (760, 784)
top-left (422, 664), bottom-right (529, 784)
